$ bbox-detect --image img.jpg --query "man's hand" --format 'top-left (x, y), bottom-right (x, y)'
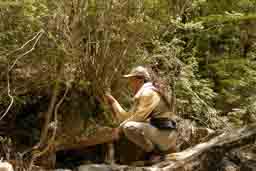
top-left (104, 91), bottom-right (120, 121)
top-left (104, 92), bottom-right (116, 105)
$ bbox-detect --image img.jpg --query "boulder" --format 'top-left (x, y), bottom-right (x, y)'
top-left (0, 162), bottom-right (13, 171)
top-left (77, 164), bottom-right (113, 171)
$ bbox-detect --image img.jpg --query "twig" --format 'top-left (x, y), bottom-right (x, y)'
top-left (0, 30), bottom-right (44, 121)
top-left (0, 72), bottom-right (13, 121)
top-left (189, 115), bottom-right (209, 127)
top-left (5, 30), bottom-right (43, 58)
top-left (28, 83), bottom-right (69, 171)
top-left (9, 30), bottom-right (44, 71)
top-left (33, 64), bottom-right (61, 150)
top-left (46, 31), bottom-right (73, 56)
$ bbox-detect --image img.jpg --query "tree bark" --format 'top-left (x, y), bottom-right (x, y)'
top-left (158, 123), bottom-right (256, 170)
top-left (55, 127), bottom-right (118, 152)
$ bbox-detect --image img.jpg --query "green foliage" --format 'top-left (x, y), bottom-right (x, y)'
top-left (1, 0), bottom-right (256, 144)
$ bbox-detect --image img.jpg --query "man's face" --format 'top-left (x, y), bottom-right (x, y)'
top-left (128, 76), bottom-right (143, 93)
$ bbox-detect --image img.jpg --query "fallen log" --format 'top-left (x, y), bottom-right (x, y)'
top-left (159, 123), bottom-right (256, 170)
top-left (54, 120), bottom-right (213, 153)
top-left (77, 123), bottom-right (256, 171)
top-left (53, 123), bottom-right (256, 171)
top-left (55, 127), bottom-right (118, 152)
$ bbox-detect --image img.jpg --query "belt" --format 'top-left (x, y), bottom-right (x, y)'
top-left (150, 117), bottom-right (177, 130)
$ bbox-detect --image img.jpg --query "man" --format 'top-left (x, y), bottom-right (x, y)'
top-left (105, 66), bottom-right (177, 162)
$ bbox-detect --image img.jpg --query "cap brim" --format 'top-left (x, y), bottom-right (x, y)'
top-left (123, 74), bottom-right (135, 78)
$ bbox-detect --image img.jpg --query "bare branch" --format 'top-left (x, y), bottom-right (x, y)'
top-left (9, 30), bottom-right (44, 72)
top-left (0, 30), bottom-right (44, 121)
top-left (5, 29), bottom-right (44, 58)
top-left (28, 83), bottom-right (69, 171)
top-left (0, 70), bottom-right (13, 121)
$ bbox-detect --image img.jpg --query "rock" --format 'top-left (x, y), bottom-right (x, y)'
top-left (0, 162), bottom-right (14, 171)
top-left (42, 169), bottom-right (72, 171)
top-left (77, 164), bottom-right (113, 171)
top-left (229, 144), bottom-right (256, 171)
top-left (220, 158), bottom-right (240, 171)
top-left (77, 164), bottom-right (159, 171)
top-left (241, 161), bottom-right (256, 171)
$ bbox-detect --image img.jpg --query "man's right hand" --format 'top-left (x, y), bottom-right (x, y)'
top-left (104, 92), bottom-right (116, 105)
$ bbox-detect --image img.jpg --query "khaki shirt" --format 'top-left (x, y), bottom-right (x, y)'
top-left (112, 82), bottom-right (172, 124)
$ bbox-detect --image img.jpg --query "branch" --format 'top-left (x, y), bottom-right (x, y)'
top-left (160, 123), bottom-right (256, 170)
top-left (4, 29), bottom-right (43, 57)
top-left (28, 83), bottom-right (69, 171)
top-left (0, 30), bottom-right (44, 121)
top-left (0, 72), bottom-right (13, 121)
top-left (9, 30), bottom-right (44, 71)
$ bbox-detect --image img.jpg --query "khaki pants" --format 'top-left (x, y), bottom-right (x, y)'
top-left (121, 121), bottom-right (177, 153)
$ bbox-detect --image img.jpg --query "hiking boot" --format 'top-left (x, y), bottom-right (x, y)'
top-left (144, 151), bottom-right (165, 165)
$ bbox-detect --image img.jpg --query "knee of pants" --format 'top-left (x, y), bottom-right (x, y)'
top-left (121, 121), bottom-right (143, 137)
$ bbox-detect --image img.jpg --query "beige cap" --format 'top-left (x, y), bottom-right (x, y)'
top-left (123, 66), bottom-right (151, 80)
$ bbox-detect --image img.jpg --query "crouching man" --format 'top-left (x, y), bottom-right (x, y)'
top-left (105, 66), bottom-right (177, 163)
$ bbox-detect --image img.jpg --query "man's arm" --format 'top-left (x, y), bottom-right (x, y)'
top-left (105, 93), bottom-right (131, 122)
top-left (121, 89), bottom-right (160, 124)
top-left (111, 99), bottom-right (131, 121)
